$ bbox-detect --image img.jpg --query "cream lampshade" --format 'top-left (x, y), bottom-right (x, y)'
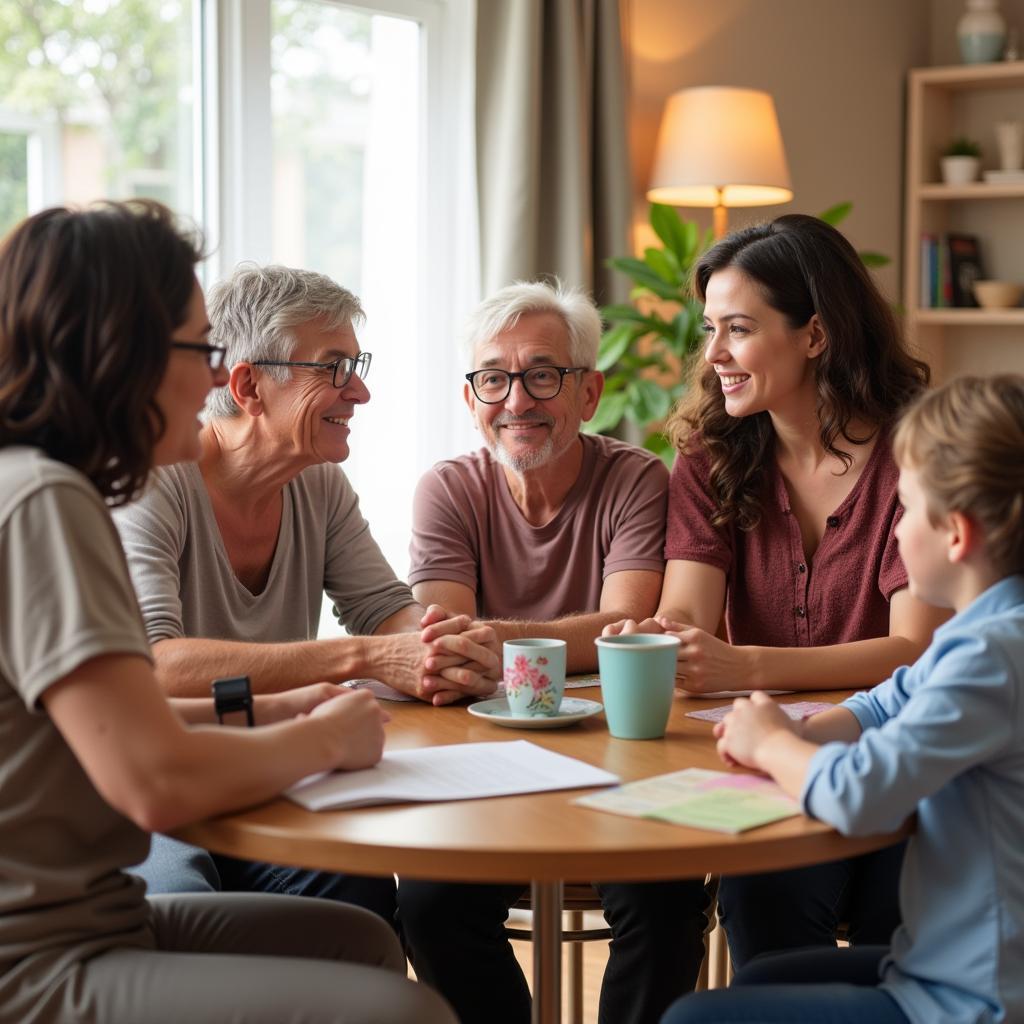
top-left (647, 86), bottom-right (793, 238)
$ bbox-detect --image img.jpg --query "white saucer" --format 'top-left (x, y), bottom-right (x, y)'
top-left (468, 697), bottom-right (604, 729)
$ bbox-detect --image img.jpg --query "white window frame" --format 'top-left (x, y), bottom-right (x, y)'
top-left (199, 0), bottom-right (480, 581)
top-left (0, 108), bottom-right (63, 216)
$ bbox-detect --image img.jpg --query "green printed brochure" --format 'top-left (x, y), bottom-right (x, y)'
top-left (575, 767), bottom-right (800, 834)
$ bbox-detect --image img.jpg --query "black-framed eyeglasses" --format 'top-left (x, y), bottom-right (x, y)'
top-left (465, 365), bottom-right (587, 403)
top-left (171, 341), bottom-right (228, 370)
top-left (251, 351), bottom-right (373, 389)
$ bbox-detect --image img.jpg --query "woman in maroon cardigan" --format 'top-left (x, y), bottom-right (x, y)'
top-left (609, 214), bottom-right (947, 968)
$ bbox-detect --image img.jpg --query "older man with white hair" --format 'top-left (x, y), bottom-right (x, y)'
top-left (398, 280), bottom-right (709, 1024)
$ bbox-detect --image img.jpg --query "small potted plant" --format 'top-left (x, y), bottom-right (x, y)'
top-left (941, 137), bottom-right (983, 184)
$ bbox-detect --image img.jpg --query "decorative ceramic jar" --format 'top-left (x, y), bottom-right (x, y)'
top-left (957, 0), bottom-right (1007, 63)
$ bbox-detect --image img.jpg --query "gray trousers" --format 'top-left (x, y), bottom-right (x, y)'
top-left (4, 893), bottom-right (454, 1024)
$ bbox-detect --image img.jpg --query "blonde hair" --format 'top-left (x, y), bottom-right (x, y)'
top-left (893, 374), bottom-right (1024, 575)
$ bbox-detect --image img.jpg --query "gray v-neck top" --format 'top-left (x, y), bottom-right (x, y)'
top-left (113, 461), bottom-right (414, 644)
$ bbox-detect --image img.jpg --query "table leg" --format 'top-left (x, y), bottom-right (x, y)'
top-left (531, 879), bottom-right (563, 1024)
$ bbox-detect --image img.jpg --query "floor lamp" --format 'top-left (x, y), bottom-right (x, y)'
top-left (647, 86), bottom-right (793, 239)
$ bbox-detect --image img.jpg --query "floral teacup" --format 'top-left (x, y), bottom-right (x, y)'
top-left (502, 639), bottom-right (567, 716)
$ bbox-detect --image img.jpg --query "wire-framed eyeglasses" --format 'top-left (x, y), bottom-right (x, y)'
top-left (251, 351), bottom-right (373, 389)
top-left (171, 341), bottom-right (228, 370)
top-left (465, 365), bottom-right (587, 404)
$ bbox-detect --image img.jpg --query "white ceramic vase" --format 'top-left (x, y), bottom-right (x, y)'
top-left (957, 0), bottom-right (1007, 63)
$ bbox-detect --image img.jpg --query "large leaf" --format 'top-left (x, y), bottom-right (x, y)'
top-left (644, 246), bottom-right (681, 285)
top-left (584, 390), bottom-right (629, 434)
top-left (681, 219), bottom-right (699, 266)
top-left (597, 323), bottom-right (637, 371)
top-left (599, 302), bottom-right (650, 325)
top-left (818, 201), bottom-right (852, 226)
top-left (643, 430), bottom-right (676, 467)
top-left (670, 307), bottom-right (696, 357)
top-left (625, 378), bottom-right (673, 424)
top-left (610, 256), bottom-right (685, 301)
top-left (650, 203), bottom-right (689, 264)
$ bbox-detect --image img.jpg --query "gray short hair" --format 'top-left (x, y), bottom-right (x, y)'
top-left (204, 262), bottom-right (365, 419)
top-left (463, 279), bottom-right (601, 369)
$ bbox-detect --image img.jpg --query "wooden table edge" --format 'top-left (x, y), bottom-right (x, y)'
top-left (174, 804), bottom-right (913, 883)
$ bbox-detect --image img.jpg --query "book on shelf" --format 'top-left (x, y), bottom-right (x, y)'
top-left (919, 233), bottom-right (984, 308)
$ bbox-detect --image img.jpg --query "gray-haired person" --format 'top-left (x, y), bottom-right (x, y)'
top-left (399, 280), bottom-right (709, 1024)
top-left (114, 262), bottom-right (499, 913)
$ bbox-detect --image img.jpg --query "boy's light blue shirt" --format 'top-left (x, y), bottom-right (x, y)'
top-left (803, 575), bottom-right (1024, 1024)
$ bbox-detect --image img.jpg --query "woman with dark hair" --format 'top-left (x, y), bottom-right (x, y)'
top-left (0, 201), bottom-right (454, 1024)
top-left (608, 214), bottom-right (948, 967)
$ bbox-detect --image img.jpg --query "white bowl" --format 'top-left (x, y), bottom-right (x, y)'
top-left (972, 280), bottom-right (1024, 309)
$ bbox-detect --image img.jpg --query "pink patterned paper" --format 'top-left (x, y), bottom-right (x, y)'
top-left (685, 700), bottom-right (836, 725)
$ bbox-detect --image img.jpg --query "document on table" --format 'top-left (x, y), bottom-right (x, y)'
top-left (287, 740), bottom-right (620, 811)
top-left (575, 767), bottom-right (800, 834)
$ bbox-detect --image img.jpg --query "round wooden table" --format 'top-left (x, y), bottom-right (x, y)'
top-left (175, 687), bottom-right (911, 1023)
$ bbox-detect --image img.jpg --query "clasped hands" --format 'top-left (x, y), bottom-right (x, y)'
top-left (408, 604), bottom-right (500, 706)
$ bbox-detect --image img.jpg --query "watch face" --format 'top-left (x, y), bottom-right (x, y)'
top-left (213, 676), bottom-right (253, 720)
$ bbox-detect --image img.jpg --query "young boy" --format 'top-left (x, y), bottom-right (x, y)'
top-left (662, 374), bottom-right (1024, 1024)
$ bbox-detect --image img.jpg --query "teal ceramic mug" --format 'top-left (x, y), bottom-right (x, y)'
top-left (594, 634), bottom-right (680, 739)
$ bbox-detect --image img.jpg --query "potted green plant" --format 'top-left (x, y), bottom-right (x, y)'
top-left (582, 204), bottom-right (713, 463)
top-left (587, 202), bottom-right (889, 465)
top-left (941, 137), bottom-right (983, 184)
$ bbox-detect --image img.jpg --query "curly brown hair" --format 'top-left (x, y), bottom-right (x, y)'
top-left (0, 200), bottom-right (203, 504)
top-left (665, 214), bottom-right (929, 530)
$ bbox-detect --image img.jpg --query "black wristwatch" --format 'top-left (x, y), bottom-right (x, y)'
top-left (212, 675), bottom-right (254, 727)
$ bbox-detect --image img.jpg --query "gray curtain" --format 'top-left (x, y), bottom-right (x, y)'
top-left (475, 0), bottom-right (632, 304)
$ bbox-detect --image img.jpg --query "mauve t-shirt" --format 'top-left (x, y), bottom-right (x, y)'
top-left (664, 434), bottom-right (908, 648)
top-left (408, 434), bottom-right (668, 619)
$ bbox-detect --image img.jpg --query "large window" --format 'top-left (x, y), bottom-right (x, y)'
top-left (268, 1), bottom-right (423, 611)
top-left (1, 0), bottom-right (478, 635)
top-left (0, 0), bottom-right (199, 236)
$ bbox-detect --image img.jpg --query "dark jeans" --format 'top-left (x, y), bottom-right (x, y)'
top-left (660, 945), bottom-right (909, 1024)
top-left (718, 841), bottom-right (906, 968)
top-left (132, 834), bottom-right (397, 929)
top-left (397, 878), bottom-right (709, 1024)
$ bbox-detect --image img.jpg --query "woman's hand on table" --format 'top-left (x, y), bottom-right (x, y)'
top-left (657, 621), bottom-right (756, 694)
top-left (712, 691), bottom-right (798, 771)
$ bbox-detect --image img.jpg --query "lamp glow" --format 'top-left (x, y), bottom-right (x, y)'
top-left (647, 86), bottom-right (792, 238)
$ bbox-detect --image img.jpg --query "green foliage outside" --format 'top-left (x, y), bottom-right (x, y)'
top-left (0, 0), bottom-right (378, 291)
top-left (585, 201), bottom-right (891, 464)
top-left (0, 0), bottom-right (193, 237)
top-left (0, 132), bottom-right (29, 234)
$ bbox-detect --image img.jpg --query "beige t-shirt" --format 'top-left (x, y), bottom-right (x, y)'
top-left (0, 449), bottom-right (152, 991)
top-left (113, 461), bottom-right (415, 645)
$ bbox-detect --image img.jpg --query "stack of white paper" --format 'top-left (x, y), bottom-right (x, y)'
top-left (287, 739), bottom-right (620, 811)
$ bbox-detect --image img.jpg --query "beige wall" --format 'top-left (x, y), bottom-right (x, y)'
top-left (628, 0), bottom-right (931, 300)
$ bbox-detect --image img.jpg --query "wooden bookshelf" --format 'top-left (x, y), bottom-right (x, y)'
top-left (904, 61), bottom-right (1024, 379)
